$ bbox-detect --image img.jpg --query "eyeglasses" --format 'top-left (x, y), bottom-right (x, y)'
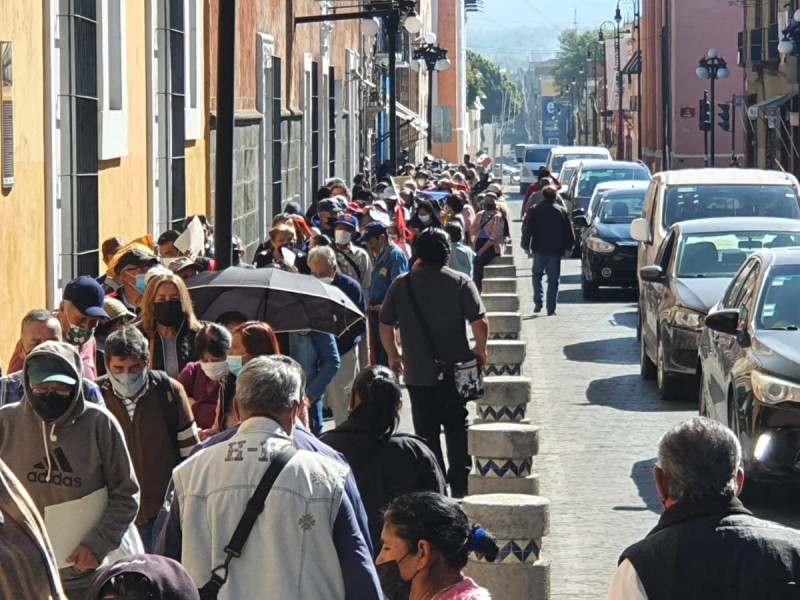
top-left (30, 386), bottom-right (71, 398)
top-left (103, 572), bottom-right (157, 599)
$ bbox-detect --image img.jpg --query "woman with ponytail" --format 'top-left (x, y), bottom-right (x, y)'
top-left (376, 491), bottom-right (499, 600)
top-left (321, 366), bottom-right (446, 552)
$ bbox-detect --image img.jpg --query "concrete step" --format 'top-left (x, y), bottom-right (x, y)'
top-left (483, 278), bottom-right (517, 295)
top-left (484, 264), bottom-right (517, 279)
top-left (482, 294), bottom-right (520, 313)
top-left (487, 312), bottom-right (522, 339)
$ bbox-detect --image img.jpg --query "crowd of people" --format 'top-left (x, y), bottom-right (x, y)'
top-left (0, 156), bottom-right (507, 600)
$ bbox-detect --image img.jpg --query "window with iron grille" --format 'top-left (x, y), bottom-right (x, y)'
top-left (156, 0), bottom-right (186, 231)
top-left (271, 58), bottom-right (283, 217)
top-left (750, 28), bottom-right (763, 64)
top-left (59, 0), bottom-right (100, 279)
top-left (311, 61), bottom-right (320, 194)
top-left (329, 66), bottom-right (336, 178)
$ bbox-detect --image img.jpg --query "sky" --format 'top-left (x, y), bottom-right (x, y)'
top-left (466, 0), bottom-right (632, 70)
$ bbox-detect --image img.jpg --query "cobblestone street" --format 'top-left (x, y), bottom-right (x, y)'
top-left (504, 193), bottom-right (694, 598)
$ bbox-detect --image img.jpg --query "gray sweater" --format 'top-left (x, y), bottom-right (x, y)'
top-left (0, 341), bottom-right (139, 593)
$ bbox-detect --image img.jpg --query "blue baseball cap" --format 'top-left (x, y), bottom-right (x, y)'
top-left (335, 214), bottom-right (360, 230)
top-left (360, 221), bottom-right (388, 241)
top-left (63, 276), bottom-right (109, 319)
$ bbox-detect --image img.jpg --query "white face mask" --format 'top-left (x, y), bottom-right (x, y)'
top-left (334, 230), bottom-right (352, 245)
top-left (419, 213), bottom-right (432, 224)
top-left (317, 276), bottom-right (334, 285)
top-left (200, 360), bottom-right (230, 381)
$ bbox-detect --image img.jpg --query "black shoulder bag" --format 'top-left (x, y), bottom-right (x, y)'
top-left (198, 445), bottom-right (297, 599)
top-left (404, 275), bottom-right (484, 402)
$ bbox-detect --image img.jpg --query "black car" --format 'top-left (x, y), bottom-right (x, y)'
top-left (639, 218), bottom-right (800, 400)
top-left (574, 188), bottom-right (645, 300)
top-left (699, 247), bottom-right (800, 487)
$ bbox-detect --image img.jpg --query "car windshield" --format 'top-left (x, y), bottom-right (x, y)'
top-left (663, 184), bottom-right (800, 227)
top-left (676, 231), bottom-right (800, 278)
top-left (525, 148), bottom-right (551, 162)
top-left (559, 166), bottom-right (577, 184)
top-left (596, 193), bottom-right (646, 224)
top-left (550, 153), bottom-right (608, 172)
top-left (577, 167), bottom-right (649, 197)
top-left (758, 266), bottom-right (800, 330)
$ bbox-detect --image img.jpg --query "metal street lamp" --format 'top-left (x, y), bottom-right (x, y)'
top-left (778, 10), bottom-right (800, 81)
top-left (620, 0), bottom-right (642, 160)
top-left (413, 37), bottom-right (450, 154)
top-left (296, 1), bottom-right (421, 174)
top-left (599, 9), bottom-right (625, 160)
top-left (587, 42), bottom-right (603, 145)
top-left (696, 48), bottom-right (729, 167)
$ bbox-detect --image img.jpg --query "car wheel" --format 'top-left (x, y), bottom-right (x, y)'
top-left (640, 332), bottom-right (656, 380)
top-left (581, 274), bottom-right (600, 300)
top-left (657, 337), bottom-right (681, 400)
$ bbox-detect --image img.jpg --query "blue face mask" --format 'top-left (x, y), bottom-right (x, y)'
top-left (135, 274), bottom-right (147, 293)
top-left (226, 355), bottom-right (244, 376)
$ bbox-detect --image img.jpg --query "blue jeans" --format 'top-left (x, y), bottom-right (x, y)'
top-left (308, 397), bottom-right (324, 436)
top-left (137, 521), bottom-right (155, 553)
top-left (532, 254), bottom-right (562, 314)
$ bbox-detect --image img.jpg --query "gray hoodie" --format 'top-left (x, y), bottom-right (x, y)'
top-left (0, 341), bottom-right (139, 593)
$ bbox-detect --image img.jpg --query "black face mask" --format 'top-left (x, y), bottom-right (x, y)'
top-left (376, 560), bottom-right (412, 600)
top-left (30, 391), bottom-right (73, 421)
top-left (153, 300), bottom-right (185, 327)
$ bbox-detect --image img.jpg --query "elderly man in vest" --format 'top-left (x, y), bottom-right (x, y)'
top-left (608, 417), bottom-right (800, 599)
top-left (160, 355), bottom-right (381, 600)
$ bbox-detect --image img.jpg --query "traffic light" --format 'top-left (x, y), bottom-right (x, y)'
top-left (699, 95), bottom-right (711, 132)
top-left (717, 103), bottom-right (731, 132)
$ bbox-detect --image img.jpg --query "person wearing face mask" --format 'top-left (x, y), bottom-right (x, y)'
top-left (135, 273), bottom-right (201, 380)
top-left (376, 492), bottom-right (498, 600)
top-left (332, 213), bottom-right (373, 292)
top-left (361, 222), bottom-right (409, 367)
top-left (254, 223), bottom-right (308, 273)
top-left (408, 198), bottom-right (442, 237)
top-left (97, 327), bottom-right (199, 553)
top-left (467, 192), bottom-right (506, 292)
top-left (112, 249), bottom-right (162, 314)
top-left (53, 276), bottom-right (112, 381)
top-left (321, 367), bottom-right (445, 553)
top-left (308, 246), bottom-right (367, 426)
top-left (315, 197), bottom-right (344, 239)
top-left (178, 323), bottom-right (231, 432)
top-left (203, 320), bottom-right (281, 439)
top-left (1, 309), bottom-right (106, 408)
top-left (0, 341), bottom-right (140, 599)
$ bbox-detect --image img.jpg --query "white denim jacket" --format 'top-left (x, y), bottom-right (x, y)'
top-left (173, 417), bottom-right (350, 600)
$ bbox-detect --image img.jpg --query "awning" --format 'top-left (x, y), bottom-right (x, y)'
top-left (747, 93), bottom-right (797, 119)
top-left (395, 102), bottom-right (425, 131)
top-left (621, 50), bottom-right (641, 75)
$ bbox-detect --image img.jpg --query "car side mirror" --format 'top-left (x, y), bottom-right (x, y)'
top-left (704, 309), bottom-right (740, 336)
top-left (639, 264), bottom-right (665, 283)
top-left (630, 218), bottom-right (651, 244)
top-left (571, 208), bottom-right (586, 218)
top-left (573, 215), bottom-right (588, 228)
top-left (516, 157), bottom-right (523, 163)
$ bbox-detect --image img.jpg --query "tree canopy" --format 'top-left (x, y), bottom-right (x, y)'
top-left (553, 29), bottom-right (609, 93)
top-left (467, 50), bottom-right (522, 125)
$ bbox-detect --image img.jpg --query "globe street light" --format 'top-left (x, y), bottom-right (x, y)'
top-left (696, 48), bottom-right (729, 166)
top-left (778, 10), bottom-right (800, 86)
top-left (413, 41), bottom-right (450, 153)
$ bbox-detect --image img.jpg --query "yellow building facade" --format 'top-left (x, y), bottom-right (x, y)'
top-left (0, 0), bottom-right (208, 364)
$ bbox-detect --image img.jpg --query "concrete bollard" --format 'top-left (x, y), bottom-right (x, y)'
top-left (484, 264), bottom-right (516, 279)
top-left (493, 255), bottom-right (516, 266)
top-left (482, 278), bottom-right (516, 295)
top-left (486, 340), bottom-right (526, 376)
top-left (487, 312), bottom-right (521, 340)
top-left (462, 494), bottom-right (550, 600)
top-left (475, 375), bottom-right (531, 424)
top-left (482, 294), bottom-right (520, 313)
top-left (468, 423), bottom-right (540, 495)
